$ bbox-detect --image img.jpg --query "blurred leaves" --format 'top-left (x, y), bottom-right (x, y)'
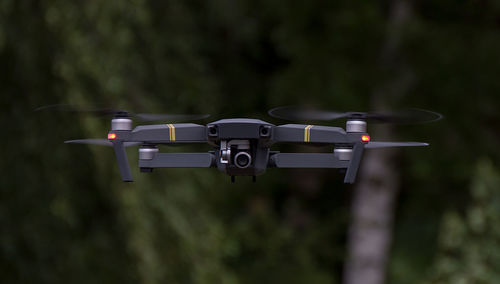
top-left (422, 159), bottom-right (500, 284)
top-left (1, 0), bottom-right (500, 283)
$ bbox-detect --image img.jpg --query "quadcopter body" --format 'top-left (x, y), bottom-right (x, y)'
top-left (55, 106), bottom-right (440, 184)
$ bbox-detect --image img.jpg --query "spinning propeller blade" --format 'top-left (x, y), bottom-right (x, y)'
top-left (365, 142), bottom-right (429, 149)
top-left (64, 139), bottom-right (141, 147)
top-left (268, 106), bottom-right (442, 124)
top-left (37, 104), bottom-right (210, 122)
top-left (135, 113), bottom-right (210, 121)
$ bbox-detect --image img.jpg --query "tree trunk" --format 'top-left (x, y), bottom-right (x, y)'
top-left (343, 1), bottom-right (414, 284)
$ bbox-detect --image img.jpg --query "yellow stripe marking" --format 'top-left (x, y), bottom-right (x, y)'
top-left (170, 124), bottom-right (176, 141)
top-left (304, 125), bottom-right (313, 142)
top-left (167, 124), bottom-right (176, 141)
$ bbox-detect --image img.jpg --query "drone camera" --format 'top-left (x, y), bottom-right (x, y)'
top-left (222, 140), bottom-right (253, 168)
top-left (234, 152), bottom-right (252, 168)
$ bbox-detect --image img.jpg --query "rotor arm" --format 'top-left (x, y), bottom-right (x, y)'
top-left (127, 123), bottom-right (207, 144)
top-left (268, 142), bottom-right (365, 184)
top-left (270, 124), bottom-right (355, 145)
top-left (269, 153), bottom-right (349, 168)
top-left (139, 153), bottom-right (216, 169)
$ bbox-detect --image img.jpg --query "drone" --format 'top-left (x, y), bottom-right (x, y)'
top-left (40, 105), bottom-right (442, 183)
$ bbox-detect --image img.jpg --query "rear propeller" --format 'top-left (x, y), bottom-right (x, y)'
top-left (268, 106), bottom-right (442, 124)
top-left (365, 141), bottom-right (429, 149)
top-left (36, 104), bottom-right (210, 122)
top-left (38, 104), bottom-right (210, 183)
top-left (64, 139), bottom-right (142, 147)
top-left (269, 106), bottom-right (440, 150)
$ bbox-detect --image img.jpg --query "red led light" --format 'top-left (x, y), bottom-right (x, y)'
top-left (108, 133), bottom-right (117, 140)
top-left (361, 135), bottom-right (370, 142)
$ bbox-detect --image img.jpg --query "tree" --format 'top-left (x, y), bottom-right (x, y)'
top-left (344, 1), bottom-right (414, 283)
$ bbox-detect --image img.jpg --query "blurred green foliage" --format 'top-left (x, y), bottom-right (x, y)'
top-left (422, 159), bottom-right (500, 284)
top-left (1, 0), bottom-right (499, 283)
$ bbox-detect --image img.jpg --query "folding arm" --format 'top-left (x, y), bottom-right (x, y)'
top-left (139, 153), bottom-right (215, 169)
top-left (104, 123), bottom-right (209, 181)
top-left (128, 123), bottom-right (208, 144)
top-left (269, 124), bottom-right (369, 183)
top-left (269, 153), bottom-right (349, 168)
top-left (271, 124), bottom-right (351, 144)
top-left (268, 147), bottom-right (364, 184)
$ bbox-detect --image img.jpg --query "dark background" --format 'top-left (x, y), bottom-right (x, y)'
top-left (2, 0), bottom-right (500, 283)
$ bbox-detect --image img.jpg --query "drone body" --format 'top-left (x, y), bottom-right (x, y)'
top-left (65, 110), bottom-right (435, 184)
top-left (131, 118), bottom-right (366, 182)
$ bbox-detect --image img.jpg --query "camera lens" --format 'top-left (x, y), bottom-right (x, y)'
top-left (234, 152), bottom-right (252, 168)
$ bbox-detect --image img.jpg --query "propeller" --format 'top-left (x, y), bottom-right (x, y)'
top-left (36, 104), bottom-right (210, 122)
top-left (365, 142), bottom-right (429, 149)
top-left (65, 139), bottom-right (142, 147)
top-left (268, 106), bottom-right (442, 124)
